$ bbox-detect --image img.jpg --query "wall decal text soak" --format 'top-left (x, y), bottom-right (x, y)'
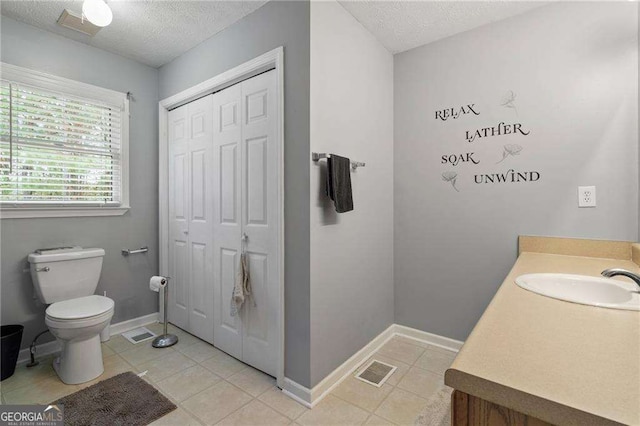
top-left (474, 169), bottom-right (540, 184)
top-left (441, 153), bottom-right (480, 166)
top-left (465, 122), bottom-right (530, 143)
top-left (435, 104), bottom-right (480, 121)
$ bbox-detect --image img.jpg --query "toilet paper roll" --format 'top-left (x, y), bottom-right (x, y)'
top-left (149, 276), bottom-right (167, 293)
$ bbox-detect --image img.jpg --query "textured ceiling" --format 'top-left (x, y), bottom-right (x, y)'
top-left (338, 1), bottom-right (548, 54)
top-left (0, 0), bottom-right (269, 67)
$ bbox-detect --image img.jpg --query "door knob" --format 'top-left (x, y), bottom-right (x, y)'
top-left (183, 230), bottom-right (189, 235)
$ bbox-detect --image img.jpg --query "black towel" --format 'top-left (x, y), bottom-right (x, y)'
top-left (325, 154), bottom-right (354, 213)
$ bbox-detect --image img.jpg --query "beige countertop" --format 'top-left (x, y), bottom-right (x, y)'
top-left (445, 239), bottom-right (640, 426)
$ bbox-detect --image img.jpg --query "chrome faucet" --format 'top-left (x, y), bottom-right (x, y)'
top-left (601, 268), bottom-right (640, 288)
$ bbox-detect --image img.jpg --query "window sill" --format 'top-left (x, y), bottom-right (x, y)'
top-left (0, 206), bottom-right (130, 219)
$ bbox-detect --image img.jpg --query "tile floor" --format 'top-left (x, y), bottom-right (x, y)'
top-left (0, 324), bottom-right (455, 425)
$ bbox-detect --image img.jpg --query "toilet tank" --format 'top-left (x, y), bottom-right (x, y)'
top-left (28, 247), bottom-right (105, 304)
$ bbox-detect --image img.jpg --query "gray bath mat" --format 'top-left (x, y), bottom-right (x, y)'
top-left (414, 386), bottom-right (453, 426)
top-left (52, 371), bottom-right (176, 426)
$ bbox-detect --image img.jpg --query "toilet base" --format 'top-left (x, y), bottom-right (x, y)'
top-left (53, 334), bottom-right (104, 384)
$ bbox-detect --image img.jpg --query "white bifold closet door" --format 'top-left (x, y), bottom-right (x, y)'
top-left (168, 95), bottom-right (215, 344)
top-left (168, 70), bottom-right (278, 377)
top-left (213, 70), bottom-right (279, 377)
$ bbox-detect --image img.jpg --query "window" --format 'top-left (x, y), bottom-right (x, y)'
top-left (0, 63), bottom-right (129, 218)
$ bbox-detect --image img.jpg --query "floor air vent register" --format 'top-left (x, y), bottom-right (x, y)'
top-left (355, 359), bottom-right (397, 387)
top-left (121, 327), bottom-right (157, 344)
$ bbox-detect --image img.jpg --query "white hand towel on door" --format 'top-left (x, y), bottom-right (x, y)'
top-left (230, 253), bottom-right (253, 316)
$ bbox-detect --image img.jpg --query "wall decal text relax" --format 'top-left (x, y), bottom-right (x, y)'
top-left (435, 104), bottom-right (480, 121)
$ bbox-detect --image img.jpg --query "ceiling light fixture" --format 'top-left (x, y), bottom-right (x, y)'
top-left (82, 0), bottom-right (113, 28)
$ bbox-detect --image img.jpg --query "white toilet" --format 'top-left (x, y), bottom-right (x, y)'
top-left (28, 247), bottom-right (114, 385)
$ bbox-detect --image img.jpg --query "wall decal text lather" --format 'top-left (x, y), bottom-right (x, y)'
top-left (466, 122), bottom-right (530, 143)
top-left (435, 104), bottom-right (480, 121)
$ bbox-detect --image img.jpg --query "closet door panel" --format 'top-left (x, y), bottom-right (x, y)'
top-left (168, 106), bottom-right (190, 330)
top-left (240, 70), bottom-right (279, 376)
top-left (213, 84), bottom-right (243, 359)
top-left (220, 144), bottom-right (238, 223)
top-left (172, 240), bottom-right (189, 321)
top-left (246, 137), bottom-right (268, 226)
top-left (186, 95), bottom-right (215, 344)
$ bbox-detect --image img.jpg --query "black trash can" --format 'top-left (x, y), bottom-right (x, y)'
top-left (1, 325), bottom-right (24, 381)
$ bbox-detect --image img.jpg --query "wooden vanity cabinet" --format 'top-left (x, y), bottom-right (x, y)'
top-left (451, 390), bottom-right (553, 426)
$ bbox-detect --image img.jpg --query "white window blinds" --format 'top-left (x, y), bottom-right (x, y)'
top-left (0, 79), bottom-right (124, 206)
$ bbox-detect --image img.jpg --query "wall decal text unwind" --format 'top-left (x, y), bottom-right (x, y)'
top-left (466, 122), bottom-right (530, 143)
top-left (435, 104), bottom-right (480, 121)
top-left (474, 169), bottom-right (540, 184)
top-left (441, 153), bottom-right (480, 166)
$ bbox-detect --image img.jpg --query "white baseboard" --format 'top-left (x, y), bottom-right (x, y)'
top-left (393, 324), bottom-right (464, 352)
top-left (17, 312), bottom-right (159, 365)
top-left (16, 340), bottom-right (61, 366)
top-left (282, 323), bottom-right (463, 408)
top-left (283, 324), bottom-right (395, 408)
top-left (109, 312), bottom-right (160, 336)
top-left (309, 324), bottom-right (396, 406)
top-left (282, 378), bottom-right (313, 408)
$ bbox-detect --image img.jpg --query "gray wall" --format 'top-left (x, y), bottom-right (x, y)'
top-left (0, 17), bottom-right (160, 349)
top-left (394, 2), bottom-right (639, 341)
top-left (158, 0), bottom-right (311, 387)
top-left (309, 0), bottom-right (394, 387)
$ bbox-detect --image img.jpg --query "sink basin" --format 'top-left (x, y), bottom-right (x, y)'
top-left (515, 273), bottom-right (640, 311)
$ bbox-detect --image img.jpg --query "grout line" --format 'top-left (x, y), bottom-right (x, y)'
top-left (0, 369), bottom-right (56, 396)
top-left (222, 397), bottom-right (257, 423)
top-left (178, 407), bottom-right (206, 426)
top-left (257, 386), bottom-right (307, 421)
top-left (206, 381), bottom-right (257, 425)
top-left (173, 381), bottom-right (220, 424)
top-left (327, 370), bottom-right (398, 417)
top-left (329, 392), bottom-right (375, 415)
top-left (176, 401), bottom-right (206, 424)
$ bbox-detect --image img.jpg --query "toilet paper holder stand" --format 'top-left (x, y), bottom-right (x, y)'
top-left (152, 276), bottom-right (179, 348)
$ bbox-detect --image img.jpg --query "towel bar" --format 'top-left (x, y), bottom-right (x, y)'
top-left (312, 152), bottom-right (365, 171)
top-left (122, 247), bottom-right (148, 256)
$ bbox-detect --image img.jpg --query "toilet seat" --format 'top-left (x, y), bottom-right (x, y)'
top-left (46, 309), bottom-right (113, 330)
top-left (46, 295), bottom-right (114, 326)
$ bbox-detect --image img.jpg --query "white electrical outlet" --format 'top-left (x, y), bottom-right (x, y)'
top-left (578, 186), bottom-right (596, 208)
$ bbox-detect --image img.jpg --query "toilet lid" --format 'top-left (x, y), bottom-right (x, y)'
top-left (46, 295), bottom-right (114, 320)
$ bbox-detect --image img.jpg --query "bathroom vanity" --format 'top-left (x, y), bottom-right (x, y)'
top-left (445, 236), bottom-right (640, 426)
